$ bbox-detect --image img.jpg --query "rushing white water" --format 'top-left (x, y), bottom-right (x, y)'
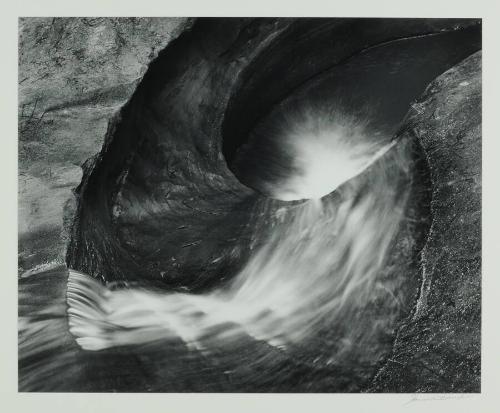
top-left (266, 108), bottom-right (396, 201)
top-left (67, 115), bottom-right (411, 354)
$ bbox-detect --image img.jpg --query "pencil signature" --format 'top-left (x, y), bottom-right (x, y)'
top-left (404, 394), bottom-right (476, 405)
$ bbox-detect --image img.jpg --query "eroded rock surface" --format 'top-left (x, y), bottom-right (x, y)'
top-left (18, 18), bottom-right (481, 393)
top-left (371, 51), bottom-right (481, 392)
top-left (18, 17), bottom-right (191, 275)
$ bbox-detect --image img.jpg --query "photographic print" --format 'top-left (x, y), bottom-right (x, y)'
top-left (18, 17), bottom-right (482, 392)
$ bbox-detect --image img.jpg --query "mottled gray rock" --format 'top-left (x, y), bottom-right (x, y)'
top-left (371, 51), bottom-right (481, 392)
top-left (18, 17), bottom-right (192, 275)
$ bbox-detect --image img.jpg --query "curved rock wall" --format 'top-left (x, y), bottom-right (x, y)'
top-left (18, 17), bottom-right (191, 276)
top-left (18, 18), bottom-right (481, 393)
top-left (371, 51), bottom-right (481, 392)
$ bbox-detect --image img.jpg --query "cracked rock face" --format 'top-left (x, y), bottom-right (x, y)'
top-left (18, 18), bottom-right (481, 392)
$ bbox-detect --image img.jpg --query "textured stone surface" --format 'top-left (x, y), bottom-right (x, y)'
top-left (18, 17), bottom-right (191, 275)
top-left (371, 51), bottom-right (481, 392)
top-left (18, 18), bottom-right (481, 392)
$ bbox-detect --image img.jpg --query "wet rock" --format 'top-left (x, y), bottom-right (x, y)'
top-left (370, 51), bottom-right (481, 393)
top-left (18, 17), bottom-right (192, 275)
top-left (66, 18), bottom-right (480, 289)
top-left (18, 18), bottom-right (481, 393)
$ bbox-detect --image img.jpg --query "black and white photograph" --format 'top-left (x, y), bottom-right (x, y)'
top-left (8, 5), bottom-right (494, 404)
